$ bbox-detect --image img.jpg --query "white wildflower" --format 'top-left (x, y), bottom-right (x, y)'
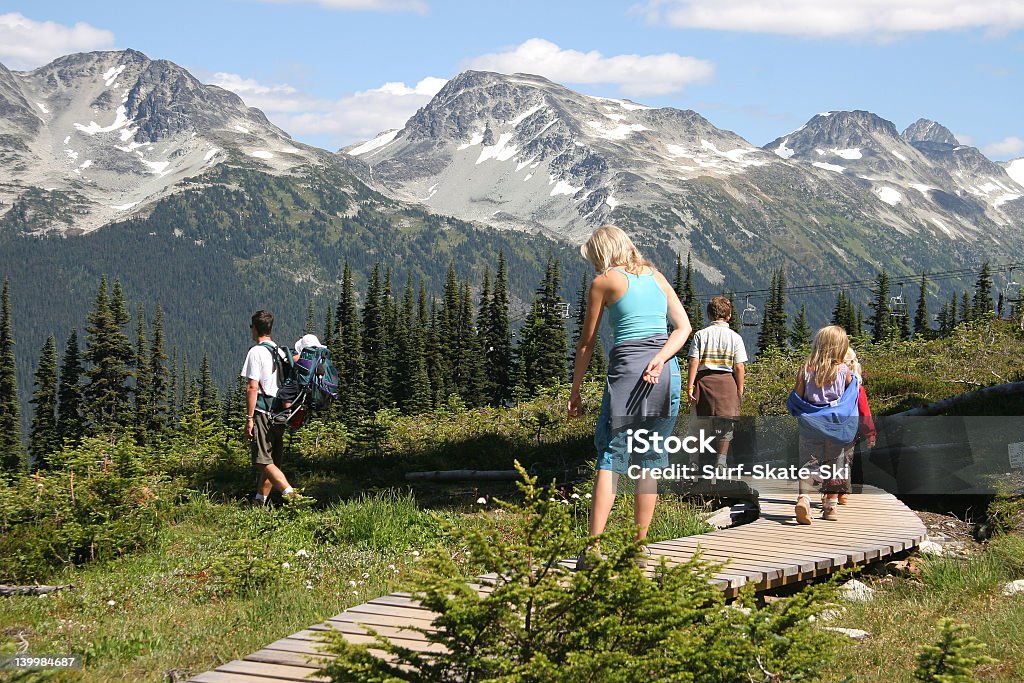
top-left (571, 493), bottom-right (580, 499)
top-left (476, 497), bottom-right (487, 504)
top-left (281, 562), bottom-right (291, 569)
top-left (411, 550), bottom-right (420, 557)
top-left (361, 572), bottom-right (370, 579)
top-left (349, 580), bottom-right (358, 587)
top-left (294, 549), bottom-right (308, 558)
top-left (106, 599), bottom-right (116, 606)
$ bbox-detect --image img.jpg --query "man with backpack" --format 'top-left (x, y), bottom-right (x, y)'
top-left (241, 310), bottom-right (297, 504)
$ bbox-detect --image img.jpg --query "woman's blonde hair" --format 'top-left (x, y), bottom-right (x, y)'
top-left (581, 225), bottom-right (651, 274)
top-left (805, 325), bottom-right (850, 387)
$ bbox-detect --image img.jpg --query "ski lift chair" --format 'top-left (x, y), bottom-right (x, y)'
top-left (741, 296), bottom-right (760, 327)
top-left (889, 282), bottom-right (908, 318)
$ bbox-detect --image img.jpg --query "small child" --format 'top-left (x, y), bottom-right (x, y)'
top-left (837, 347), bottom-right (876, 505)
top-left (279, 334), bottom-right (322, 410)
top-left (687, 296), bottom-right (747, 468)
top-left (789, 325), bottom-right (858, 524)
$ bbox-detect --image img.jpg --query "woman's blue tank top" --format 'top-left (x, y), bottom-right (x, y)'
top-left (604, 267), bottom-right (668, 346)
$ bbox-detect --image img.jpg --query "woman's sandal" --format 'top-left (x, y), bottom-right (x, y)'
top-left (795, 496), bottom-right (813, 525)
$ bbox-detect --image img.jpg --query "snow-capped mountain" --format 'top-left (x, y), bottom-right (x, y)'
top-left (344, 70), bottom-right (775, 243)
top-left (1005, 158), bottom-right (1024, 187)
top-left (0, 49), bottom-right (332, 234)
top-left (344, 72), bottom-right (1022, 288)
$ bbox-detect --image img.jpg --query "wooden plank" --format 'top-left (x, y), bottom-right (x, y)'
top-left (191, 672), bottom-right (277, 683)
top-left (218, 660), bottom-right (331, 682)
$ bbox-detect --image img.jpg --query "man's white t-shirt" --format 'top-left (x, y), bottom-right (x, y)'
top-left (240, 342), bottom-right (282, 400)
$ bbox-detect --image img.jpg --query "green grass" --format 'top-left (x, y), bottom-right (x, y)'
top-left (827, 534), bottom-right (1024, 682)
top-left (0, 485), bottom-right (710, 681)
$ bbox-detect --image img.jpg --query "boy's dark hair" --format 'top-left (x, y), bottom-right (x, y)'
top-left (707, 296), bottom-right (732, 321)
top-left (251, 310), bottom-right (274, 336)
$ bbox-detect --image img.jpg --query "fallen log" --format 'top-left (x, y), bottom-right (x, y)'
top-left (893, 380), bottom-right (1024, 417)
top-left (0, 584), bottom-right (73, 596)
top-left (405, 470), bottom-right (521, 482)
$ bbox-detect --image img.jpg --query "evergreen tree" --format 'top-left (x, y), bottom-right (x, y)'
top-left (0, 278), bottom-right (23, 473)
top-left (949, 293), bottom-right (959, 332)
top-left (134, 304), bottom-right (152, 441)
top-left (789, 304), bottom-right (810, 348)
top-left (937, 301), bottom-right (952, 337)
top-left (457, 277), bottom-right (487, 406)
top-left (757, 270), bottom-right (787, 351)
top-left (913, 273), bottom-right (931, 339)
top-left (57, 329), bottom-right (85, 445)
top-left (323, 306), bottom-right (334, 349)
top-left (869, 270), bottom-right (892, 343)
top-left (197, 353), bottom-right (219, 423)
top-left (971, 261), bottom-right (993, 320)
top-left (333, 263), bottom-right (364, 422)
top-left (398, 275), bottom-right (431, 413)
top-left (29, 335), bottom-right (59, 469)
top-left (361, 263), bottom-right (392, 413)
top-left (571, 275), bottom-right (606, 380)
top-left (84, 278), bottom-right (135, 433)
top-left (148, 306), bottom-right (169, 437)
top-left (831, 291), bottom-right (856, 333)
top-left (486, 252), bottom-right (514, 406)
top-left (305, 299), bottom-right (316, 335)
top-left (960, 291), bottom-right (971, 324)
top-left (517, 256), bottom-right (569, 393)
top-left (168, 348), bottom-right (179, 427)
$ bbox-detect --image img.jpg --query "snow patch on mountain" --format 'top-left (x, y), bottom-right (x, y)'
top-left (476, 133), bottom-right (517, 163)
top-left (348, 129), bottom-right (400, 156)
top-left (74, 105), bottom-right (131, 135)
top-left (813, 161), bottom-right (845, 173)
top-left (774, 138), bottom-right (795, 159)
top-left (874, 186), bottom-right (901, 205)
top-left (834, 148), bottom-right (862, 159)
top-left (1005, 158), bottom-right (1024, 186)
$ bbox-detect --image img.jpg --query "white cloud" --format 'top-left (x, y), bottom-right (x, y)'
top-left (209, 72), bottom-right (446, 148)
top-left (636, 0), bottom-right (1024, 38)
top-left (983, 136), bottom-right (1024, 159)
top-left (0, 13), bottom-right (115, 70)
top-left (465, 38), bottom-right (713, 96)
top-left (254, 0), bottom-right (427, 13)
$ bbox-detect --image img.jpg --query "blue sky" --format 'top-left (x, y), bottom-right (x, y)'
top-left (2, 0), bottom-right (1022, 158)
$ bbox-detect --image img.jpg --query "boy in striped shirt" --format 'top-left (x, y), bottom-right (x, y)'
top-left (687, 296), bottom-right (748, 467)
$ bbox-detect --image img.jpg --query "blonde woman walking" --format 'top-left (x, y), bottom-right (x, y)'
top-left (568, 225), bottom-right (691, 568)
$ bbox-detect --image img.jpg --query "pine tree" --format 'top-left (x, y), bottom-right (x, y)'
top-left (758, 271), bottom-right (780, 352)
top-left (57, 329), bottom-right (85, 445)
top-left (168, 347), bottom-right (179, 427)
top-left (486, 253), bottom-right (514, 406)
top-left (771, 268), bottom-right (788, 349)
top-left (84, 278), bottom-right (134, 433)
top-left (913, 273), bottom-right (931, 339)
top-left (949, 293), bottom-right (959, 332)
top-left (197, 353), bottom-right (219, 423)
top-left (333, 263), bottom-right (364, 422)
top-left (571, 275), bottom-right (606, 380)
top-left (305, 299), bottom-right (316, 335)
top-left (960, 291), bottom-right (971, 324)
top-left (148, 306), bottom-right (169, 437)
top-left (134, 304), bottom-right (152, 442)
top-left (361, 263), bottom-right (391, 413)
top-left (398, 275), bottom-right (431, 413)
top-left (0, 279), bottom-right (24, 474)
top-left (790, 304), bottom-right (810, 348)
top-left (29, 335), bottom-right (59, 469)
top-left (869, 270), bottom-right (892, 343)
top-left (457, 277), bottom-right (486, 406)
top-left (937, 301), bottom-right (951, 336)
top-left (971, 261), bottom-right (993, 320)
top-left (518, 256), bottom-right (569, 394)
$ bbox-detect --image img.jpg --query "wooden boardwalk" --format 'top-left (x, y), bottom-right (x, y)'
top-left (189, 481), bottom-right (926, 682)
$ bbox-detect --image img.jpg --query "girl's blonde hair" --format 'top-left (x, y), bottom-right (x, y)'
top-left (805, 325), bottom-right (850, 387)
top-left (581, 225), bottom-right (651, 274)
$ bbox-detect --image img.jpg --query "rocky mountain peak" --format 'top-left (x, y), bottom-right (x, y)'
top-left (902, 118), bottom-right (960, 147)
